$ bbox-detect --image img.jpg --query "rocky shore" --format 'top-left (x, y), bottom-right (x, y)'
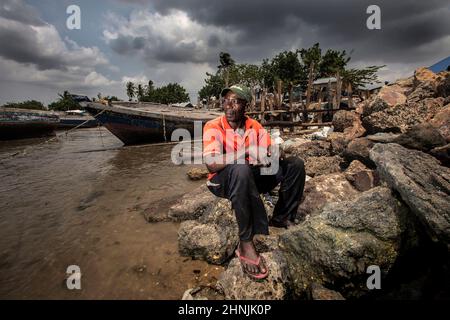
top-left (147, 67), bottom-right (450, 300)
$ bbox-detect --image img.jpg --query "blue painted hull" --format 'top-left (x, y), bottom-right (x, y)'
top-left (84, 106), bottom-right (204, 145)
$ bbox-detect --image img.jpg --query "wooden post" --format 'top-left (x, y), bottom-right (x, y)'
top-left (347, 83), bottom-right (353, 109)
top-left (277, 79), bottom-right (283, 108)
top-left (336, 71), bottom-right (342, 111)
top-left (317, 90), bottom-right (323, 123)
top-left (261, 88), bottom-right (266, 113)
top-left (305, 62), bottom-right (314, 123)
top-left (289, 82), bottom-right (293, 111)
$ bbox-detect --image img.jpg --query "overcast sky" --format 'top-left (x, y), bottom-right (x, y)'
top-left (0, 0), bottom-right (449, 105)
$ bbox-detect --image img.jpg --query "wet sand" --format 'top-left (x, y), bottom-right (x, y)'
top-left (0, 128), bottom-right (223, 299)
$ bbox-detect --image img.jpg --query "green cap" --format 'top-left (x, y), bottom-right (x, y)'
top-left (220, 85), bottom-right (252, 103)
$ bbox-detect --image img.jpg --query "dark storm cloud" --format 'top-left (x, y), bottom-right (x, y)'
top-left (108, 33), bottom-right (215, 63)
top-left (0, 0), bottom-right (45, 26)
top-left (0, 0), bottom-right (70, 70)
top-left (0, 20), bottom-right (67, 70)
top-left (116, 0), bottom-right (450, 65)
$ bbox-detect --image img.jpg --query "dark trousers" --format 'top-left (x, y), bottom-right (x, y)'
top-left (207, 157), bottom-right (306, 241)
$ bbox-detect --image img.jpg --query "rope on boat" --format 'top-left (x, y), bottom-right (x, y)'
top-left (162, 114), bottom-right (167, 142)
top-left (0, 109), bottom-right (107, 162)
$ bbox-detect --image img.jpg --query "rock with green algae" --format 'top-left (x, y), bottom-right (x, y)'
top-left (280, 186), bottom-right (412, 298)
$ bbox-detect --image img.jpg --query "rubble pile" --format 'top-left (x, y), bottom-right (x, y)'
top-left (156, 67), bottom-right (450, 300)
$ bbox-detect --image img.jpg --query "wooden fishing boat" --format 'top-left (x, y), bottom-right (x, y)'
top-left (83, 102), bottom-right (222, 145)
top-left (0, 107), bottom-right (60, 140)
top-left (56, 110), bottom-right (98, 129)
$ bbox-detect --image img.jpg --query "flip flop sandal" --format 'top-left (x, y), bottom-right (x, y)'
top-left (235, 249), bottom-right (269, 280)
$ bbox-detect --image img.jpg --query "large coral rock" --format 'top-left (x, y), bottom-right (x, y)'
top-left (327, 132), bottom-right (349, 156)
top-left (392, 123), bottom-right (447, 152)
top-left (430, 143), bottom-right (450, 167)
top-left (281, 187), bottom-right (410, 298)
top-left (297, 172), bottom-right (360, 219)
top-left (429, 104), bottom-right (450, 142)
top-left (333, 110), bottom-right (358, 132)
top-left (408, 67), bottom-right (439, 103)
top-left (217, 251), bottom-right (290, 300)
top-left (168, 184), bottom-right (218, 221)
top-left (309, 283), bottom-right (346, 300)
top-left (376, 85), bottom-right (408, 107)
top-left (178, 199), bottom-right (238, 265)
top-left (344, 160), bottom-right (379, 192)
top-left (284, 140), bottom-right (331, 159)
top-left (362, 98), bottom-right (445, 134)
top-left (343, 137), bottom-right (375, 168)
top-left (187, 167), bottom-right (209, 180)
top-left (369, 143), bottom-right (450, 247)
top-left (178, 197), bottom-right (273, 265)
top-left (304, 155), bottom-right (344, 177)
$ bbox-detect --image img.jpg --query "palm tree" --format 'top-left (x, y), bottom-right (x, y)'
top-left (126, 82), bottom-right (136, 102)
top-left (137, 84), bottom-right (145, 102)
top-left (218, 52), bottom-right (235, 87)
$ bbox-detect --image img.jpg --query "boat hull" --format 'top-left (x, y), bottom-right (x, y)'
top-left (84, 104), bottom-right (214, 145)
top-left (57, 117), bottom-right (98, 129)
top-left (0, 108), bottom-right (59, 140)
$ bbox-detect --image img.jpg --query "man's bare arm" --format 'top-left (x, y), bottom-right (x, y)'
top-left (205, 153), bottom-right (248, 173)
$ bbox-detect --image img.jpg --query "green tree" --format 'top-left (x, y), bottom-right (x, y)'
top-left (260, 59), bottom-right (275, 90)
top-left (126, 82), bottom-right (136, 101)
top-left (146, 80), bottom-right (155, 97)
top-left (2, 100), bottom-right (46, 110)
top-left (198, 72), bottom-right (225, 100)
top-left (271, 50), bottom-right (304, 107)
top-left (137, 84), bottom-right (145, 101)
top-left (140, 82), bottom-right (189, 104)
top-left (319, 49), bottom-right (351, 77)
top-left (48, 91), bottom-right (80, 111)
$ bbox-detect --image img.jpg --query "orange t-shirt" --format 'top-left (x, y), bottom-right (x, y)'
top-left (203, 115), bottom-right (272, 180)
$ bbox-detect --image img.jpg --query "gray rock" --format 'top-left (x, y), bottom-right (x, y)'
top-left (178, 199), bottom-right (239, 265)
top-left (304, 155), bottom-right (344, 177)
top-left (362, 98), bottom-right (445, 134)
top-left (429, 103), bottom-right (450, 142)
top-left (366, 132), bottom-right (401, 143)
top-left (333, 110), bottom-right (357, 132)
top-left (392, 123), bottom-right (447, 152)
top-left (344, 160), bottom-right (379, 192)
top-left (327, 132), bottom-right (349, 156)
top-left (369, 143), bottom-right (450, 246)
top-left (343, 137), bottom-right (375, 168)
top-left (284, 140), bottom-right (332, 159)
top-left (142, 194), bottom-right (180, 222)
top-left (309, 283), bottom-right (346, 300)
top-left (253, 227), bottom-right (287, 253)
top-left (217, 250), bottom-right (290, 300)
top-left (436, 72), bottom-right (450, 98)
top-left (281, 187), bottom-right (410, 298)
top-left (297, 172), bottom-right (360, 219)
top-left (168, 184), bottom-right (218, 221)
top-left (430, 143), bottom-right (450, 167)
top-left (187, 167), bottom-right (209, 180)
top-left (178, 196), bottom-right (274, 265)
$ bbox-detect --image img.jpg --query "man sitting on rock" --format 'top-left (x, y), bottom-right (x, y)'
top-left (203, 85), bottom-right (306, 280)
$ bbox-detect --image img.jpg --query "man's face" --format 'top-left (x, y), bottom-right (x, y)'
top-left (223, 91), bottom-right (246, 123)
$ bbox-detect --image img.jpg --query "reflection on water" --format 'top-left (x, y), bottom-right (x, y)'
top-left (0, 128), bottom-right (222, 299)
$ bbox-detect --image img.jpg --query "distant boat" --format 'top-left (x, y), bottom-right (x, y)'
top-left (56, 109), bottom-right (98, 129)
top-left (83, 102), bottom-right (222, 145)
top-left (0, 107), bottom-right (60, 140)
